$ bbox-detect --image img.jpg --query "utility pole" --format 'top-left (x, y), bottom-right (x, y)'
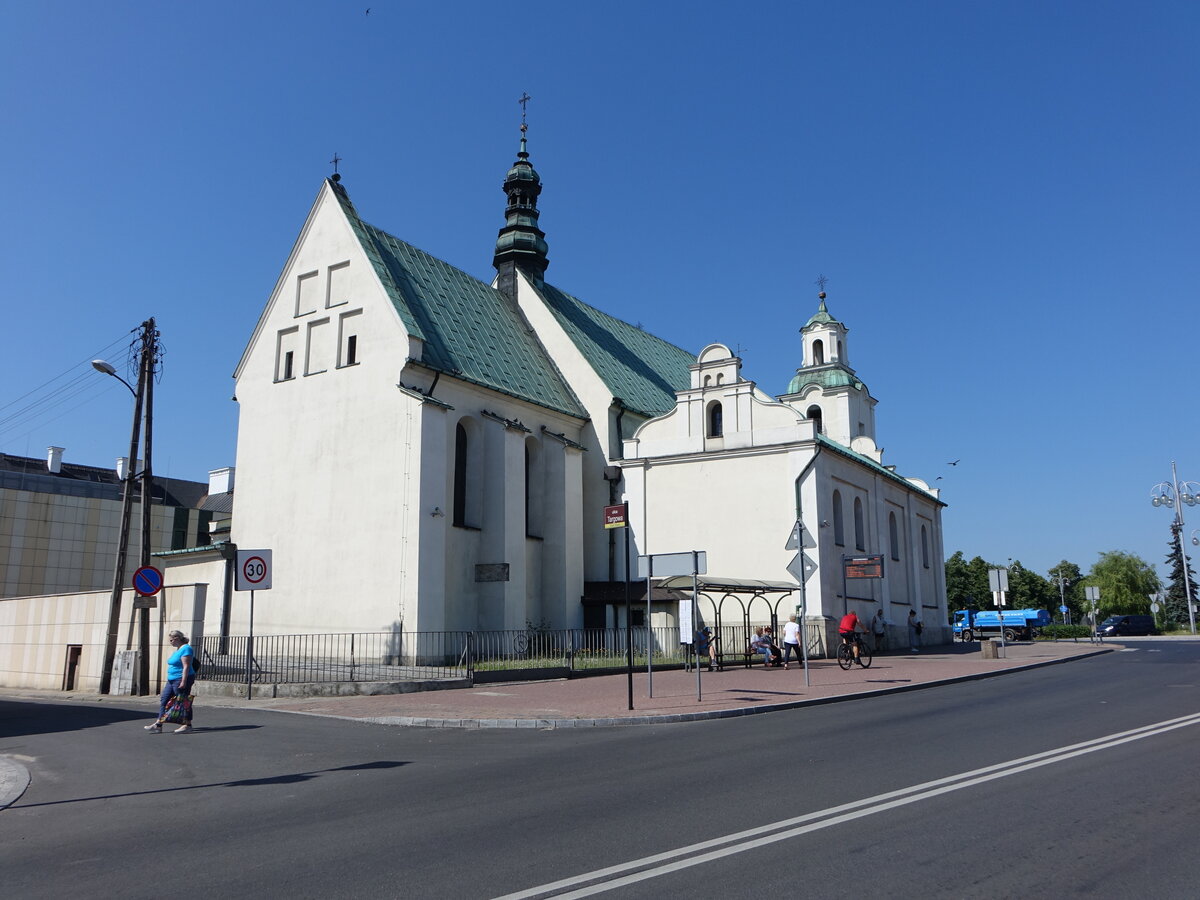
top-left (137, 323), bottom-right (156, 695)
top-left (98, 319), bottom-right (159, 695)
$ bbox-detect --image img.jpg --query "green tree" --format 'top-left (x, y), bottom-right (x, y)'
top-left (1047, 560), bottom-right (1084, 623)
top-left (1161, 522), bottom-right (1198, 630)
top-left (945, 551), bottom-right (991, 612)
top-left (1085, 551), bottom-right (1160, 617)
top-left (1006, 559), bottom-right (1054, 610)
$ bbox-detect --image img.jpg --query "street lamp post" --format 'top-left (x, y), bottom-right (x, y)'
top-left (95, 319), bottom-right (159, 695)
top-left (1150, 461), bottom-right (1199, 636)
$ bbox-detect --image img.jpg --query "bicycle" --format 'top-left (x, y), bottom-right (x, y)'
top-left (836, 633), bottom-right (873, 670)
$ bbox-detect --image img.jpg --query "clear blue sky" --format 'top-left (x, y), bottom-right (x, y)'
top-left (2, 1), bottom-right (1197, 582)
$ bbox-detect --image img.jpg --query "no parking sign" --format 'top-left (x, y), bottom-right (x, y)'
top-left (236, 550), bottom-right (272, 591)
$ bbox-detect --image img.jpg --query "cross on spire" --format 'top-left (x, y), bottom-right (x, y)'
top-left (330, 152), bottom-right (342, 174)
top-left (814, 274), bottom-right (829, 292)
top-left (519, 92), bottom-right (531, 133)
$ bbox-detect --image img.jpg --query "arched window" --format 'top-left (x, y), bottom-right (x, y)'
top-left (703, 374), bottom-right (711, 386)
top-left (453, 418), bottom-right (483, 528)
top-left (708, 401), bottom-right (724, 438)
top-left (832, 490), bottom-right (844, 546)
top-left (453, 423), bottom-right (468, 526)
top-left (853, 497), bottom-right (865, 551)
top-left (889, 512), bottom-right (900, 561)
top-left (716, 372), bottom-right (724, 384)
top-left (812, 339), bottom-right (825, 366)
top-left (921, 525), bottom-right (930, 569)
top-left (806, 405), bottom-right (823, 434)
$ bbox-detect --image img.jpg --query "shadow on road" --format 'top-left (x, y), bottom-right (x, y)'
top-left (0, 700), bottom-right (147, 738)
top-left (8, 760), bottom-right (411, 810)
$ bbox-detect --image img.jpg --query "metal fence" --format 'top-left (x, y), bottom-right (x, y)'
top-left (197, 623), bottom-right (830, 686)
top-left (198, 631), bottom-right (473, 685)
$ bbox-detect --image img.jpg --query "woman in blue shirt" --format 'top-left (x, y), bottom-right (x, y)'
top-left (145, 630), bottom-right (196, 733)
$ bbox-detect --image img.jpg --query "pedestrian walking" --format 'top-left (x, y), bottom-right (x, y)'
top-left (695, 626), bottom-right (717, 671)
top-left (907, 610), bottom-right (922, 653)
top-left (871, 609), bottom-right (890, 653)
top-left (781, 614), bottom-right (803, 669)
top-left (145, 630), bottom-right (196, 734)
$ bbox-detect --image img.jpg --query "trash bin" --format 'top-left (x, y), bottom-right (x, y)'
top-left (980, 639), bottom-right (1005, 659)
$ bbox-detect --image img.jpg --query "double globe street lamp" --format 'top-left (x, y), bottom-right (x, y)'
top-left (1150, 461), bottom-right (1199, 635)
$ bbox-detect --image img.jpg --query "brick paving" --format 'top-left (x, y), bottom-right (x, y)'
top-left (254, 640), bottom-right (1109, 727)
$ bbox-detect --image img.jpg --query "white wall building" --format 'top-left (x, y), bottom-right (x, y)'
top-left (219, 128), bottom-right (946, 644)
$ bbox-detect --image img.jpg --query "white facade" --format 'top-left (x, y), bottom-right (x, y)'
top-left (219, 159), bottom-right (946, 642)
top-left (621, 339), bottom-right (946, 630)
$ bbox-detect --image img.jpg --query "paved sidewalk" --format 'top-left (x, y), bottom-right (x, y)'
top-left (253, 640), bottom-right (1110, 728)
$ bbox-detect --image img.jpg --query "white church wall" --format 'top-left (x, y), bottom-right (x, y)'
top-left (232, 184), bottom-right (423, 635)
top-left (512, 273), bottom-right (652, 585)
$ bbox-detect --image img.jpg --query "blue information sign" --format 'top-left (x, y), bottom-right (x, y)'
top-left (133, 565), bottom-right (164, 596)
top-left (1059, 605), bottom-right (1069, 613)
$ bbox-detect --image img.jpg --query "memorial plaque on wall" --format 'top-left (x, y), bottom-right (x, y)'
top-left (475, 563), bottom-right (510, 583)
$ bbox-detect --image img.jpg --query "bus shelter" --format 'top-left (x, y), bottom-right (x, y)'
top-left (656, 575), bottom-right (803, 665)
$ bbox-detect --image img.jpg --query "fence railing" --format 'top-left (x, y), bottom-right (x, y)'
top-left (199, 631), bottom-right (473, 684)
top-left (198, 623), bottom-right (831, 685)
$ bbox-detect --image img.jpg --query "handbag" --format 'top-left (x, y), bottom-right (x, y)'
top-left (160, 694), bottom-right (193, 725)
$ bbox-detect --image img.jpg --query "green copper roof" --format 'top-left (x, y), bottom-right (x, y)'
top-left (533, 283), bottom-right (695, 419)
top-left (804, 298), bottom-right (842, 329)
top-left (785, 366), bottom-right (865, 395)
top-left (330, 180), bottom-right (586, 419)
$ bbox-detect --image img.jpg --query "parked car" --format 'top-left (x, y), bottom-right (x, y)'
top-left (1096, 614), bottom-right (1157, 637)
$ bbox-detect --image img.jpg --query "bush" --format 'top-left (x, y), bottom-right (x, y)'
top-left (1036, 625), bottom-right (1093, 640)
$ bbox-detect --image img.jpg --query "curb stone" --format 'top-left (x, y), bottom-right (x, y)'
top-left (0, 756), bottom-right (31, 810)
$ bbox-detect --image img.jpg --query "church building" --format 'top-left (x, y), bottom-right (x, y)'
top-left (221, 124), bottom-right (946, 642)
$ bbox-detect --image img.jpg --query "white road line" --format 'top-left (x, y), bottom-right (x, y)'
top-left (494, 711), bottom-right (1200, 900)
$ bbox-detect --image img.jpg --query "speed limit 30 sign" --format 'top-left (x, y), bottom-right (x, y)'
top-left (236, 549), bottom-right (273, 591)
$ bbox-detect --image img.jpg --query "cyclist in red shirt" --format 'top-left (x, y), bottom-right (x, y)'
top-left (839, 610), bottom-right (866, 666)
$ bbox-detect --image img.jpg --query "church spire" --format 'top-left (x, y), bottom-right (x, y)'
top-left (494, 93), bottom-right (549, 300)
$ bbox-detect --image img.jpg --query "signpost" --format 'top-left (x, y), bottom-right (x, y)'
top-left (988, 568), bottom-right (1010, 650)
top-left (786, 521), bottom-right (813, 686)
top-left (236, 549), bottom-right (273, 699)
top-left (638, 550), bottom-right (707, 701)
top-left (604, 505), bottom-right (633, 710)
top-left (1085, 585), bottom-right (1101, 642)
top-left (132, 565), bottom-right (162, 610)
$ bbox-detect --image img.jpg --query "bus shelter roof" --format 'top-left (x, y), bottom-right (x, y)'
top-left (656, 576), bottom-right (799, 594)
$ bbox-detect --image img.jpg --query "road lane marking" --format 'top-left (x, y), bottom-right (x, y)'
top-left (495, 711), bottom-right (1200, 899)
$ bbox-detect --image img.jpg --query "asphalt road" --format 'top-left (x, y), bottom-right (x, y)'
top-left (3, 640), bottom-right (1198, 899)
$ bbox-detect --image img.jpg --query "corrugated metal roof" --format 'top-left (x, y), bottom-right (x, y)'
top-left (533, 283), bottom-right (695, 419)
top-left (330, 181), bottom-right (587, 420)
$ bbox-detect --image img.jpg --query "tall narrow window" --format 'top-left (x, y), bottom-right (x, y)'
top-left (283, 351), bottom-right (294, 380)
top-left (708, 401), bottom-right (724, 438)
top-left (524, 436), bottom-right (543, 538)
top-left (453, 423), bottom-right (468, 526)
top-left (345, 334), bottom-right (358, 366)
top-left (807, 405), bottom-right (823, 434)
top-left (889, 512), bottom-right (900, 561)
top-left (921, 525), bottom-right (930, 569)
top-left (813, 339), bottom-right (825, 365)
top-left (853, 497), bottom-right (865, 551)
top-left (832, 490), bottom-right (844, 546)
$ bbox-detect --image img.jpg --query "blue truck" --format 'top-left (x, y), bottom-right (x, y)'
top-left (953, 608), bottom-right (1051, 642)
